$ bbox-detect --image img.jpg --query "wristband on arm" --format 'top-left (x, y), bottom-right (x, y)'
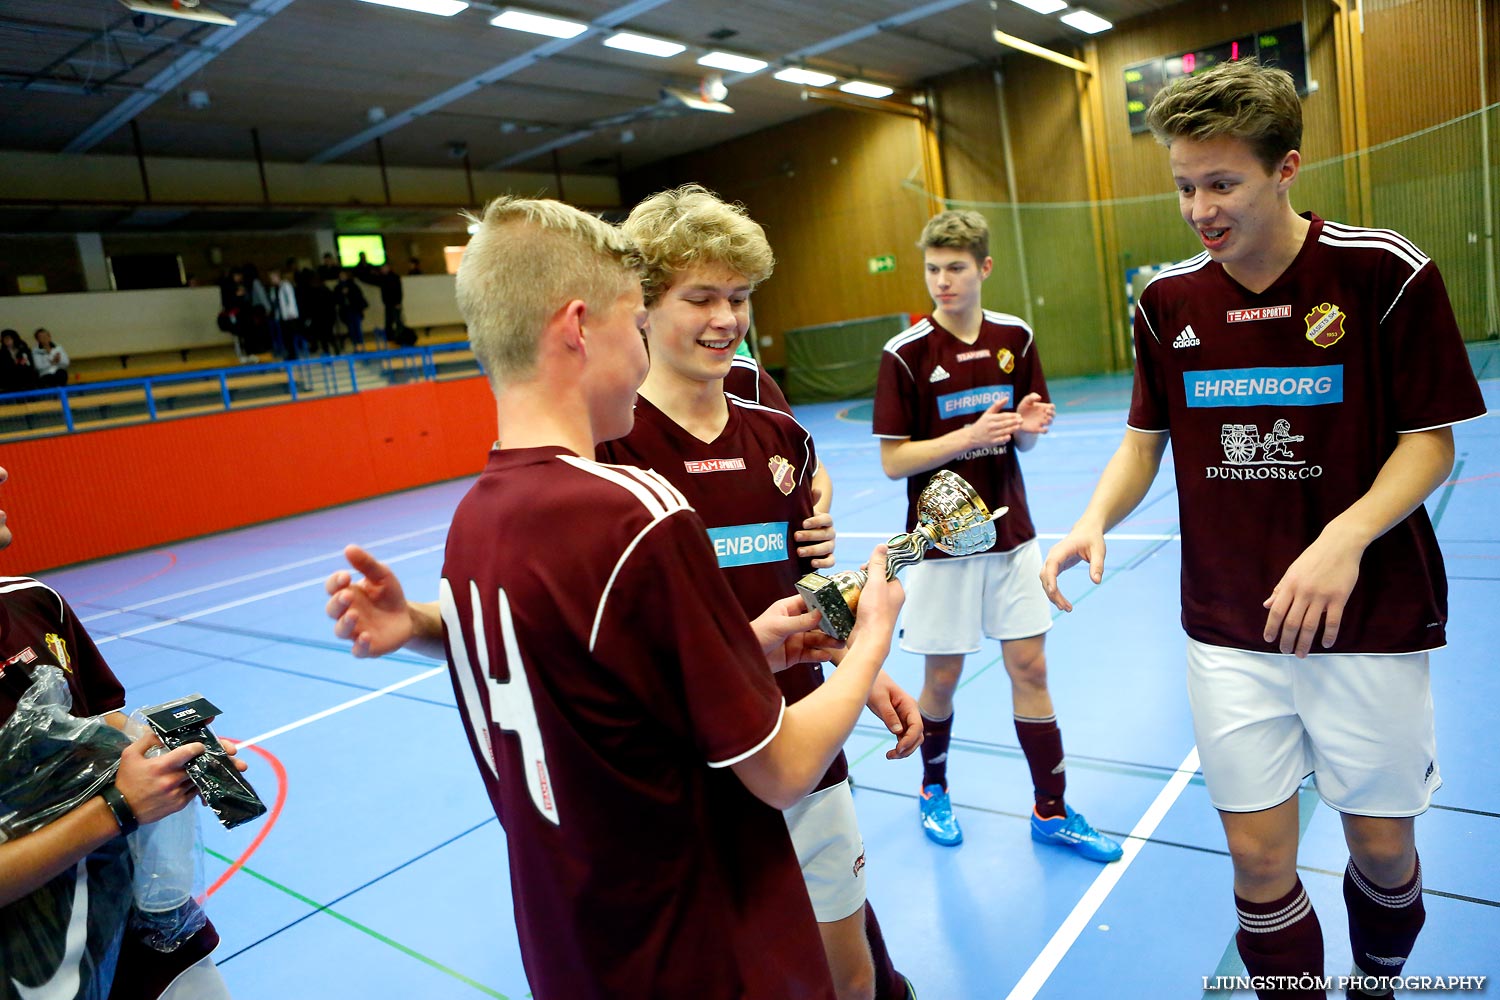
top-left (99, 783), bottom-right (138, 836)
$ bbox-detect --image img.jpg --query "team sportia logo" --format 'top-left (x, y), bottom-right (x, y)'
top-left (1208, 419), bottom-right (1324, 480)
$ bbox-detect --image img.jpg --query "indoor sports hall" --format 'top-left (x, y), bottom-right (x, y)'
top-left (2, 1), bottom-right (1497, 998)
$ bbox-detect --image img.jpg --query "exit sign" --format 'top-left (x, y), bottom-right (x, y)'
top-left (868, 254), bottom-right (896, 274)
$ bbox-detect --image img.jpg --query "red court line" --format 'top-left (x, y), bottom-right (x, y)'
top-left (203, 742), bottom-right (287, 900)
top-left (1441, 470), bottom-right (1500, 487)
top-left (74, 552), bottom-right (178, 603)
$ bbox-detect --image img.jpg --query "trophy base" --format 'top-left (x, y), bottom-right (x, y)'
top-left (796, 572), bottom-right (856, 641)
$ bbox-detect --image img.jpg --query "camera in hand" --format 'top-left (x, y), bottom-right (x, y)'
top-left (140, 694), bottom-right (266, 830)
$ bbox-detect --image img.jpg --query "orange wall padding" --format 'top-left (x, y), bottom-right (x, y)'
top-left (0, 377), bottom-right (498, 575)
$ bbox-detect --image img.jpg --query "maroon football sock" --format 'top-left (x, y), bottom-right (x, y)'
top-left (1345, 855), bottom-right (1424, 983)
top-left (919, 711), bottom-right (952, 790)
top-left (864, 902), bottom-right (909, 1000)
top-left (1235, 879), bottom-right (1326, 1000)
top-left (1014, 713), bottom-right (1066, 818)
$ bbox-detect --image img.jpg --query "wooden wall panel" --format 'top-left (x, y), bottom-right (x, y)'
top-left (1364, 0), bottom-right (1483, 144)
top-left (624, 108), bottom-right (935, 368)
top-left (933, 65), bottom-right (1012, 204)
top-left (934, 0), bottom-right (1488, 205)
top-left (1003, 57), bottom-right (1091, 203)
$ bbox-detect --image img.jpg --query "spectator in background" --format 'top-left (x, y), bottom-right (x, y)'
top-left (218, 268), bottom-right (254, 360)
top-left (267, 269), bottom-right (302, 360)
top-left (356, 260), bottom-right (408, 347)
top-left (407, 256), bottom-right (423, 275)
top-left (334, 268), bottom-right (368, 352)
top-left (245, 263), bottom-right (271, 356)
top-left (317, 253), bottom-right (341, 281)
top-left (0, 329), bottom-right (39, 394)
top-left (299, 269), bottom-right (338, 356)
top-left (31, 329), bottom-right (69, 388)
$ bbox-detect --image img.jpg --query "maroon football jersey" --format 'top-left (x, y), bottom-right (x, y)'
top-left (440, 447), bottom-right (834, 1000)
top-left (601, 393), bottom-right (847, 792)
top-left (0, 577), bottom-right (124, 721)
top-left (724, 355), bottom-right (793, 414)
top-left (1130, 213), bottom-right (1487, 653)
top-left (872, 311), bottom-right (1048, 556)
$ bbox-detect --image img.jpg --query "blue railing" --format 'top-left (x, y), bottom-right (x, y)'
top-left (0, 343), bottom-right (479, 436)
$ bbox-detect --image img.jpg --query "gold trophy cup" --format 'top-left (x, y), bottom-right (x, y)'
top-left (796, 470), bottom-right (1007, 640)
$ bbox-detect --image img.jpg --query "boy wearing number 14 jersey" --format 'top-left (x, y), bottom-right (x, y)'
top-left (325, 197), bottom-right (905, 999)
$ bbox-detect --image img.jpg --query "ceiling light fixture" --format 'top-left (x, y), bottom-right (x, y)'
top-left (1007, 0), bottom-right (1067, 13)
top-left (840, 80), bottom-right (894, 99)
top-left (698, 51), bottom-right (768, 74)
top-left (603, 31), bottom-right (686, 57)
top-left (773, 67), bottom-right (837, 87)
top-left (490, 8), bottom-right (589, 38)
top-left (1059, 9), bottom-right (1113, 33)
top-left (353, 0), bottom-right (468, 15)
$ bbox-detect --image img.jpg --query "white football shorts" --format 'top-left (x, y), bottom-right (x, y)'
top-left (1186, 637), bottom-right (1440, 816)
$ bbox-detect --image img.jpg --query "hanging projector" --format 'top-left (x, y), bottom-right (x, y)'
top-left (661, 74), bottom-right (734, 114)
top-left (118, 0), bottom-right (238, 27)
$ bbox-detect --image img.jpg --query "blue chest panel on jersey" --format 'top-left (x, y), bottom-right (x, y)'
top-left (1184, 366), bottom-right (1343, 407)
top-left (707, 522), bottom-right (791, 567)
top-left (937, 384), bottom-right (1012, 418)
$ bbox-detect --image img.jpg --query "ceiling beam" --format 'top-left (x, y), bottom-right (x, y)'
top-left (489, 0), bottom-right (975, 171)
top-left (307, 0), bottom-right (673, 165)
top-left (62, 0), bottom-right (296, 154)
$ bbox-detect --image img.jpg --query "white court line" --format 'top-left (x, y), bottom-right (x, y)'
top-left (81, 523), bottom-right (450, 624)
top-left (1003, 746), bottom-right (1201, 1000)
top-left (235, 666), bottom-right (448, 749)
top-left (839, 531), bottom-right (1180, 542)
top-left (92, 542), bottom-right (445, 645)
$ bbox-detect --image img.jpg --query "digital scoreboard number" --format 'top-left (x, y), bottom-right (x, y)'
top-left (1125, 22), bottom-right (1309, 134)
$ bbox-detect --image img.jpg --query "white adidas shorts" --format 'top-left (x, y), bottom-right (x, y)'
top-left (1186, 637), bottom-right (1441, 816)
top-left (899, 540), bottom-right (1053, 655)
top-left (783, 779), bottom-right (866, 923)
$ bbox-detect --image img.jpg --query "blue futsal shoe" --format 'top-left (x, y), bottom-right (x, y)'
top-left (1030, 805), bottom-right (1123, 862)
top-left (918, 784), bottom-right (963, 846)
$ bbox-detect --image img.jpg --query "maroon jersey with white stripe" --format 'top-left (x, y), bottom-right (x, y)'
top-left (0, 577), bottom-right (123, 721)
top-left (873, 311), bottom-right (1048, 556)
top-left (601, 393), bottom-right (847, 792)
top-left (724, 355), bottom-right (793, 414)
top-left (440, 447), bottom-right (833, 1000)
top-left (1130, 213), bottom-right (1486, 653)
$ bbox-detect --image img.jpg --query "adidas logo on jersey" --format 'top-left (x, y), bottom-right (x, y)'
top-left (1173, 325), bottom-right (1201, 349)
top-left (929, 365), bottom-right (950, 383)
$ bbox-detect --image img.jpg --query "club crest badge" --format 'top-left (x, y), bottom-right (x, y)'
top-left (768, 455), bottom-right (796, 496)
top-left (997, 348), bottom-right (1015, 374)
top-left (45, 633), bottom-right (70, 673)
top-left (1304, 302), bottom-right (1347, 348)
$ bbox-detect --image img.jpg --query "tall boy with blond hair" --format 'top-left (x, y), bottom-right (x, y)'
top-left (1043, 60), bottom-right (1485, 998)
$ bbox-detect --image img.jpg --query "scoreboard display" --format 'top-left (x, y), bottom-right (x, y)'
top-left (1124, 22), bottom-right (1309, 134)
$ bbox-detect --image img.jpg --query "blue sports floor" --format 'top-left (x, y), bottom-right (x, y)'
top-left (43, 371), bottom-right (1500, 998)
